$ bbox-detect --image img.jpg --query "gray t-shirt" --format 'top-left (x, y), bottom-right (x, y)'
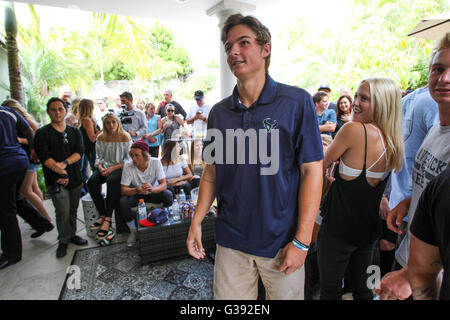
top-left (117, 106), bottom-right (148, 141)
top-left (120, 158), bottom-right (165, 188)
top-left (396, 124), bottom-right (450, 266)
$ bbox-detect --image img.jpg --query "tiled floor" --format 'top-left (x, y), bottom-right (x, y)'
top-left (0, 198), bottom-right (355, 300)
top-left (0, 198), bottom-right (129, 300)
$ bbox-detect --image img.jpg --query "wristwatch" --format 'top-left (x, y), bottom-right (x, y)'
top-left (64, 160), bottom-right (69, 166)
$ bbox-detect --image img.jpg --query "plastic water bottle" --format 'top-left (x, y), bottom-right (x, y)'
top-left (179, 189), bottom-right (186, 205)
top-left (138, 199), bottom-right (147, 220)
top-left (167, 206), bottom-right (173, 222)
top-left (172, 199), bottom-right (180, 221)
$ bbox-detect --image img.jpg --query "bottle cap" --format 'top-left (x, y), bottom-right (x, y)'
top-left (139, 199), bottom-right (144, 202)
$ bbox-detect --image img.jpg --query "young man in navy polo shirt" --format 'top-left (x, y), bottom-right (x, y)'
top-left (187, 14), bottom-right (324, 299)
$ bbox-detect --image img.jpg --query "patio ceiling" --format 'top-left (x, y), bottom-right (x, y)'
top-left (14, 0), bottom-right (280, 24)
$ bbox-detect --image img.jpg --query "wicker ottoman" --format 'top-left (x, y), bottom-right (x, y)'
top-left (137, 213), bottom-right (217, 264)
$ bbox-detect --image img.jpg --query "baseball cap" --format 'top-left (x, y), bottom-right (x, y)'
top-left (139, 208), bottom-right (168, 227)
top-left (194, 90), bottom-right (204, 100)
top-left (318, 84), bottom-right (331, 92)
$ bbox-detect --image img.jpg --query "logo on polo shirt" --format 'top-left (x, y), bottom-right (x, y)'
top-left (262, 118), bottom-right (278, 133)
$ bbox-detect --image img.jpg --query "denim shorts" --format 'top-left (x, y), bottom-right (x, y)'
top-left (27, 162), bottom-right (41, 172)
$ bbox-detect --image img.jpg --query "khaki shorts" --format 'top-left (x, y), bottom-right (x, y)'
top-left (213, 244), bottom-right (305, 300)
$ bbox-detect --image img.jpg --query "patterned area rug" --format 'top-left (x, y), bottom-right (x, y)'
top-left (59, 242), bottom-right (214, 300)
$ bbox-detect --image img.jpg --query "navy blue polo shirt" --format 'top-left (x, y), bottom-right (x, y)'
top-left (205, 75), bottom-right (323, 258)
top-left (0, 106), bottom-right (30, 176)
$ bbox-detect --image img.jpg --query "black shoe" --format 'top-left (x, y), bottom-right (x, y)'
top-left (56, 243), bottom-right (68, 259)
top-left (70, 235), bottom-right (88, 246)
top-left (0, 255), bottom-right (21, 270)
top-left (30, 224), bottom-right (55, 238)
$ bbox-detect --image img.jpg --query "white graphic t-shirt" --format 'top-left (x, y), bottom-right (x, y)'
top-left (396, 124), bottom-right (450, 266)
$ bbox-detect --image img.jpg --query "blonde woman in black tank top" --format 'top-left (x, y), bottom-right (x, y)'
top-left (317, 78), bottom-right (404, 300)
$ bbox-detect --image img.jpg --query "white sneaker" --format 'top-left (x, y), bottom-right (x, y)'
top-left (127, 229), bottom-right (137, 247)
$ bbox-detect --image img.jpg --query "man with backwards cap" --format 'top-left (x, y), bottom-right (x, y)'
top-left (318, 84), bottom-right (337, 112)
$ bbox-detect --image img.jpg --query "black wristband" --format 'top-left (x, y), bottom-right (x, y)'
top-left (293, 237), bottom-right (310, 249)
top-left (60, 174), bottom-right (69, 179)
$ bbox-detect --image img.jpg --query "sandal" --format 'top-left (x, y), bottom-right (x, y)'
top-left (98, 229), bottom-right (115, 246)
top-left (95, 218), bottom-right (112, 239)
top-left (90, 216), bottom-right (105, 232)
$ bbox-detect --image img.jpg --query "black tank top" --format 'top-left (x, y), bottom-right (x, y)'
top-left (321, 123), bottom-right (390, 246)
top-left (80, 120), bottom-right (100, 155)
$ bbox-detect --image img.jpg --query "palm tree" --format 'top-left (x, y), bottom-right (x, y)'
top-left (7, 5), bottom-right (193, 120)
top-left (18, 5), bottom-right (92, 121)
top-left (4, 1), bottom-right (24, 106)
top-left (91, 12), bottom-right (164, 81)
top-left (87, 13), bottom-right (186, 98)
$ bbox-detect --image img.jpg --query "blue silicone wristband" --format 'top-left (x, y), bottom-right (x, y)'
top-left (292, 240), bottom-right (309, 252)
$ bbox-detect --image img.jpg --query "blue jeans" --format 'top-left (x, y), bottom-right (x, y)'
top-left (81, 152), bottom-right (96, 194)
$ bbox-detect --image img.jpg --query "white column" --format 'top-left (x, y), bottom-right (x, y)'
top-left (207, 1), bottom-right (256, 99)
top-left (216, 9), bottom-right (238, 99)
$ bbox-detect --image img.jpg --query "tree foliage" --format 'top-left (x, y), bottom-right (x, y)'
top-left (16, 6), bottom-right (91, 121)
top-left (177, 66), bottom-right (217, 100)
top-left (61, 13), bottom-right (189, 83)
top-left (148, 21), bottom-right (192, 80)
top-left (281, 0), bottom-right (449, 99)
top-left (3, 5), bottom-right (194, 120)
